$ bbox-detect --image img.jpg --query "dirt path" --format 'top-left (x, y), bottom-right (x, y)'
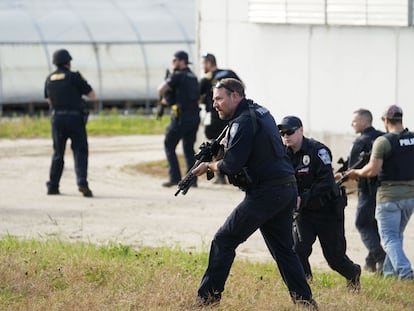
top-left (1, 135), bottom-right (413, 271)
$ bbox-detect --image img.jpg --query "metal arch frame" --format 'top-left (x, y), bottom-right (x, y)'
top-left (162, 3), bottom-right (194, 61)
top-left (0, 0), bottom-right (197, 109)
top-left (25, 9), bottom-right (52, 74)
top-left (110, 0), bottom-right (152, 112)
top-left (0, 6), bottom-right (52, 114)
top-left (64, 1), bottom-right (104, 111)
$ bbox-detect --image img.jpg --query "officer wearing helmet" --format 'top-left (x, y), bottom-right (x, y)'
top-left (44, 49), bottom-right (96, 197)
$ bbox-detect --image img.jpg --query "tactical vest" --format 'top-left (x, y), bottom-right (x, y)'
top-left (378, 129), bottom-right (414, 182)
top-left (173, 69), bottom-right (199, 116)
top-left (47, 68), bottom-right (83, 111)
top-left (227, 100), bottom-right (294, 189)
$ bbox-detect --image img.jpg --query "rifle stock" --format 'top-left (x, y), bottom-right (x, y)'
top-left (156, 69), bottom-right (171, 120)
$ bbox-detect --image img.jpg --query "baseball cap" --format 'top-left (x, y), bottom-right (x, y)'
top-left (174, 50), bottom-right (191, 64)
top-left (278, 116), bottom-right (303, 130)
top-left (381, 105), bottom-right (403, 121)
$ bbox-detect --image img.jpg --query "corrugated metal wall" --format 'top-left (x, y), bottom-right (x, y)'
top-left (248, 0), bottom-right (410, 26)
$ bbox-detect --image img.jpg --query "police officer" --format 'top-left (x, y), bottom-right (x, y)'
top-left (158, 51), bottom-right (200, 187)
top-left (346, 105), bottom-right (414, 280)
top-left (45, 49), bottom-right (95, 197)
top-left (192, 79), bottom-right (317, 309)
top-left (278, 116), bottom-right (361, 292)
top-left (199, 53), bottom-right (241, 184)
top-left (348, 109), bottom-right (385, 272)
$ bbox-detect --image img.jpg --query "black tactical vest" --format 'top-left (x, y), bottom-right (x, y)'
top-left (379, 129), bottom-right (414, 182)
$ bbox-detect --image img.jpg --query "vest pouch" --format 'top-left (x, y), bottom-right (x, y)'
top-left (171, 104), bottom-right (179, 119)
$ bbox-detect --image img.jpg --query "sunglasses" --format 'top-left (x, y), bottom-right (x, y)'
top-left (280, 128), bottom-right (298, 136)
top-left (215, 81), bottom-right (235, 93)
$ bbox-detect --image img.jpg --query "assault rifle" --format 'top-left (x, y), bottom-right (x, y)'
top-left (156, 69), bottom-right (171, 120)
top-left (335, 157), bottom-right (349, 174)
top-left (174, 126), bottom-right (228, 196)
top-left (336, 151), bottom-right (370, 186)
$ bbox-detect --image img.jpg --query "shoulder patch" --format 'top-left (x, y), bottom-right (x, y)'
top-left (50, 73), bottom-right (65, 81)
top-left (255, 106), bottom-right (268, 116)
top-left (230, 123), bottom-right (239, 138)
top-left (317, 148), bottom-right (331, 165)
top-left (228, 122), bottom-right (239, 146)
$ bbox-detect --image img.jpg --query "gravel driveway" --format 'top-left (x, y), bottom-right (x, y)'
top-left (1, 135), bottom-right (413, 270)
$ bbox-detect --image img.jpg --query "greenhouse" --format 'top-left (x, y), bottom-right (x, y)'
top-left (0, 0), bottom-right (196, 113)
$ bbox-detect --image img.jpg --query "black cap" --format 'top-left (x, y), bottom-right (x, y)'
top-left (174, 50), bottom-right (191, 64)
top-left (382, 105), bottom-right (403, 121)
top-left (278, 116), bottom-right (303, 130)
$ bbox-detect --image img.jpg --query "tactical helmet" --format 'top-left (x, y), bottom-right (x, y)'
top-left (52, 49), bottom-right (72, 66)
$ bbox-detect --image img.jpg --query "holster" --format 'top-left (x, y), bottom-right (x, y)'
top-left (333, 186), bottom-right (347, 220)
top-left (228, 167), bottom-right (253, 191)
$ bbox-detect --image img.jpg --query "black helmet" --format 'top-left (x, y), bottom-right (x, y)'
top-left (52, 49), bottom-right (72, 66)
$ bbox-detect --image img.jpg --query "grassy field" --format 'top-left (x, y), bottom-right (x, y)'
top-left (1, 236), bottom-right (413, 311)
top-left (0, 113), bottom-right (170, 139)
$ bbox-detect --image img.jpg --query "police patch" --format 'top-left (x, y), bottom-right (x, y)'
top-left (230, 123), bottom-right (239, 138)
top-left (317, 148), bottom-right (331, 165)
top-left (228, 123), bottom-right (239, 146)
top-left (302, 155), bottom-right (310, 166)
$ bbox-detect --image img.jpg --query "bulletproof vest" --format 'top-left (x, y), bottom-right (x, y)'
top-left (292, 138), bottom-right (333, 193)
top-left (378, 129), bottom-right (414, 182)
top-left (173, 69), bottom-right (199, 116)
top-left (46, 68), bottom-right (83, 111)
top-left (227, 100), bottom-right (294, 187)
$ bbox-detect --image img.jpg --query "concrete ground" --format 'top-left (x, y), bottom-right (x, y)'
top-left (1, 134), bottom-right (413, 272)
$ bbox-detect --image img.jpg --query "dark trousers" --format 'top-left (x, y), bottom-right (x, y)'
top-left (355, 190), bottom-right (385, 264)
top-left (164, 117), bottom-right (199, 182)
top-left (47, 115), bottom-right (88, 190)
top-left (198, 182), bottom-right (312, 302)
top-left (294, 205), bottom-right (360, 280)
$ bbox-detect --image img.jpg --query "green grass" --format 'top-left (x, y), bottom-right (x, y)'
top-left (0, 113), bottom-right (169, 139)
top-left (1, 236), bottom-right (414, 310)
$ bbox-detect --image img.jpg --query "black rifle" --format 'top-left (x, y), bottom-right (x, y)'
top-left (293, 210), bottom-right (302, 242)
top-left (174, 126), bottom-right (228, 196)
top-left (335, 157), bottom-right (349, 174)
top-left (337, 151), bottom-right (370, 186)
top-left (156, 69), bottom-right (171, 120)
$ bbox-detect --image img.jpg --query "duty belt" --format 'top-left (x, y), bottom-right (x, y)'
top-left (264, 175), bottom-right (296, 186)
top-left (52, 110), bottom-right (82, 116)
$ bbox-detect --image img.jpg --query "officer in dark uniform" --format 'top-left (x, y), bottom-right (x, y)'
top-left (158, 51), bottom-right (200, 187)
top-left (278, 116), bottom-right (361, 292)
top-left (348, 109), bottom-right (385, 272)
top-left (199, 53), bottom-right (241, 184)
top-left (192, 79), bottom-right (317, 309)
top-left (45, 49), bottom-right (96, 197)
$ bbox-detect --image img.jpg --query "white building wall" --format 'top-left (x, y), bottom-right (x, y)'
top-left (197, 0), bottom-right (414, 149)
